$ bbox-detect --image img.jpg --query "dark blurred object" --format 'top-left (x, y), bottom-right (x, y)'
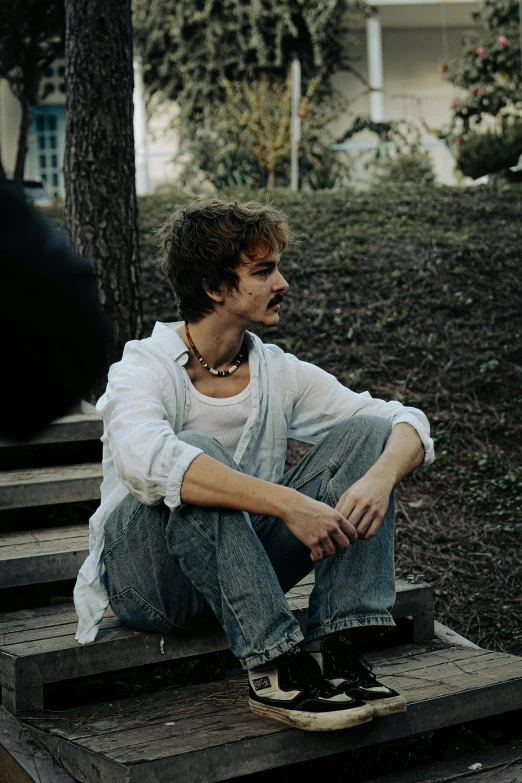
top-left (470, 153), bottom-right (522, 186)
top-left (0, 177), bottom-right (110, 439)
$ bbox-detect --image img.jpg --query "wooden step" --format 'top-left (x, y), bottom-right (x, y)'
top-left (0, 524), bottom-right (89, 587)
top-left (24, 635), bottom-right (522, 783)
top-left (0, 464), bottom-right (102, 510)
top-left (0, 578), bottom-right (433, 715)
top-left (0, 413), bottom-right (103, 448)
top-left (0, 705), bottom-right (75, 783)
top-left (365, 741), bottom-right (522, 782)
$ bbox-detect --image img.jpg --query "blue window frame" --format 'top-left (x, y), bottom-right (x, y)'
top-left (27, 105), bottom-right (66, 199)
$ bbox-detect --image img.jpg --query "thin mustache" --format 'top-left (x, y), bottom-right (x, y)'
top-left (268, 295), bottom-right (284, 307)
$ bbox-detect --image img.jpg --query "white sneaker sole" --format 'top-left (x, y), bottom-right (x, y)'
top-left (367, 694), bottom-right (407, 718)
top-left (248, 699), bottom-right (374, 732)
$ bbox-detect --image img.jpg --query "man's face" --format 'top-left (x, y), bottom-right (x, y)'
top-left (220, 247), bottom-right (289, 327)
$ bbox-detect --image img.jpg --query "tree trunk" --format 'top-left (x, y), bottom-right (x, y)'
top-left (64, 0), bottom-right (142, 396)
top-left (13, 97), bottom-right (32, 185)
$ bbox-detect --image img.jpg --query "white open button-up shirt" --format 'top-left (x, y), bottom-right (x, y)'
top-left (74, 321), bottom-right (435, 644)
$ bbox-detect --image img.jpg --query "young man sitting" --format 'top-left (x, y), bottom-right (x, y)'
top-left (75, 199), bottom-right (434, 732)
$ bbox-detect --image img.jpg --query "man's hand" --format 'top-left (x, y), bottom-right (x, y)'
top-left (280, 492), bottom-right (358, 562)
top-left (335, 470), bottom-right (394, 541)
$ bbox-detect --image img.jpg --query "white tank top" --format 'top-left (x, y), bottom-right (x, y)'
top-left (182, 370), bottom-right (252, 459)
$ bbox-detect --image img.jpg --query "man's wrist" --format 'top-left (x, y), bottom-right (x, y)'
top-left (365, 461), bottom-right (398, 488)
top-left (264, 483), bottom-right (298, 521)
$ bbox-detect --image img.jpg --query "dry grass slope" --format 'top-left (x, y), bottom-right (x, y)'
top-left (48, 185), bottom-right (522, 654)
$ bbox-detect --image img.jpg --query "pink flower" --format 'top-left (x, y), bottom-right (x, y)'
top-left (454, 138), bottom-right (462, 146)
top-left (497, 35), bottom-right (508, 47)
top-left (476, 46), bottom-right (486, 59)
top-left (480, 87), bottom-right (488, 95)
top-left (451, 101), bottom-right (458, 109)
top-left (469, 86), bottom-right (477, 94)
top-left (437, 60), bottom-right (447, 74)
top-left (456, 74), bottom-right (463, 83)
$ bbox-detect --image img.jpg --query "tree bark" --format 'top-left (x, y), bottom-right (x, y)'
top-left (64, 0), bottom-right (142, 395)
top-left (13, 96), bottom-right (32, 185)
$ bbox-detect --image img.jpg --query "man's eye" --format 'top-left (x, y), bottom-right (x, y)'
top-left (256, 269), bottom-right (271, 276)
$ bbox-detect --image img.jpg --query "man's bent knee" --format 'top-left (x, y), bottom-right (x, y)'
top-left (332, 415), bottom-right (393, 443)
top-left (178, 430), bottom-right (236, 468)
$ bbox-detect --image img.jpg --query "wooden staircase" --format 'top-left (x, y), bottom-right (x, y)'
top-left (1, 412), bottom-right (522, 783)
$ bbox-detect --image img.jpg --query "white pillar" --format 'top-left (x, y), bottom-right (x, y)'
top-left (366, 9), bottom-right (384, 122)
top-left (290, 58), bottom-right (301, 192)
top-left (133, 59), bottom-right (150, 195)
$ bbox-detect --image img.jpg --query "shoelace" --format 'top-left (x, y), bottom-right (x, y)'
top-left (335, 634), bottom-right (377, 686)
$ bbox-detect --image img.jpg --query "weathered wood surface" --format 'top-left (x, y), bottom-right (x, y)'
top-left (0, 525), bottom-right (88, 588)
top-left (0, 705), bottom-right (75, 783)
top-left (25, 640), bottom-right (522, 783)
top-left (0, 579), bottom-right (432, 715)
top-left (0, 414), bottom-right (103, 448)
top-left (0, 464), bottom-right (102, 510)
top-left (365, 742), bottom-right (522, 782)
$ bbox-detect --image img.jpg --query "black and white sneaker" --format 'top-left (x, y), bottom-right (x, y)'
top-left (310, 631), bottom-right (407, 718)
top-left (248, 643), bottom-right (374, 731)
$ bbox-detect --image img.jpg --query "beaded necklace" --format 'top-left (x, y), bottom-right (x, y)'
top-left (185, 324), bottom-right (246, 377)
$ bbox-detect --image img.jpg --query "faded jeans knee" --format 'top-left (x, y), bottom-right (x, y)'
top-left (178, 430), bottom-right (237, 469)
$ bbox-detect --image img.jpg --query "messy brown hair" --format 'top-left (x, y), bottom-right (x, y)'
top-left (159, 198), bottom-right (289, 322)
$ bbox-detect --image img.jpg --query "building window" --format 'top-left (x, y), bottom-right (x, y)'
top-left (27, 105), bottom-right (65, 199)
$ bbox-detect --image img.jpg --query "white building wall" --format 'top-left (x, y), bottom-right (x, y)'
top-left (0, 81), bottom-right (21, 177)
top-left (331, 26), bottom-right (476, 184)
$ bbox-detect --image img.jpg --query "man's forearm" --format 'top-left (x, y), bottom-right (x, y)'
top-left (366, 422), bottom-right (425, 486)
top-left (180, 453), bottom-right (296, 516)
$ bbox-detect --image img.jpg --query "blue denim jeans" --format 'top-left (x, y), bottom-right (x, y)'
top-left (103, 415), bottom-right (396, 669)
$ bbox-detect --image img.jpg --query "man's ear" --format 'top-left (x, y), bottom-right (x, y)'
top-left (202, 279), bottom-right (226, 304)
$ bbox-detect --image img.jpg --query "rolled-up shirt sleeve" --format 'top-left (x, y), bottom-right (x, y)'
top-left (286, 354), bottom-right (435, 466)
top-left (98, 361), bottom-right (203, 509)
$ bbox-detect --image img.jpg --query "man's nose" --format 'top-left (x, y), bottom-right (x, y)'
top-left (274, 271), bottom-right (289, 292)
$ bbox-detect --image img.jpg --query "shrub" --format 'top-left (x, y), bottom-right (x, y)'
top-left (370, 150), bottom-right (436, 187)
top-left (456, 122), bottom-right (522, 179)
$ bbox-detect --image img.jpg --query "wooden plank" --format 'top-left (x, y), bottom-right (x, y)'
top-left (364, 742), bottom-right (522, 782)
top-left (0, 414), bottom-right (102, 448)
top-left (0, 581), bottom-right (433, 715)
top-left (0, 580), bottom-right (429, 658)
top-left (0, 705), bottom-right (75, 783)
top-left (0, 464), bottom-right (102, 509)
top-left (0, 525), bottom-right (88, 548)
top-left (23, 643), bottom-right (522, 783)
top-left (0, 526), bottom-right (89, 588)
top-left (434, 620), bottom-right (481, 650)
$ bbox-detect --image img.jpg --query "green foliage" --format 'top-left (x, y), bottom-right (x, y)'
top-left (133, 0), bottom-right (362, 189)
top-left (0, 0), bottom-right (65, 178)
top-left (441, 0), bottom-right (521, 140)
top-left (370, 150), bottom-right (436, 187)
top-left (133, 0), bottom-right (360, 119)
top-left (0, 0), bottom-right (64, 103)
top-left (455, 120), bottom-right (522, 178)
top-left (177, 78), bottom-right (351, 190)
top-left (336, 115), bottom-right (434, 176)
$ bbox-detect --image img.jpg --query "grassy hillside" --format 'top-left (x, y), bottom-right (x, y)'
top-left (49, 186), bottom-right (522, 653)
